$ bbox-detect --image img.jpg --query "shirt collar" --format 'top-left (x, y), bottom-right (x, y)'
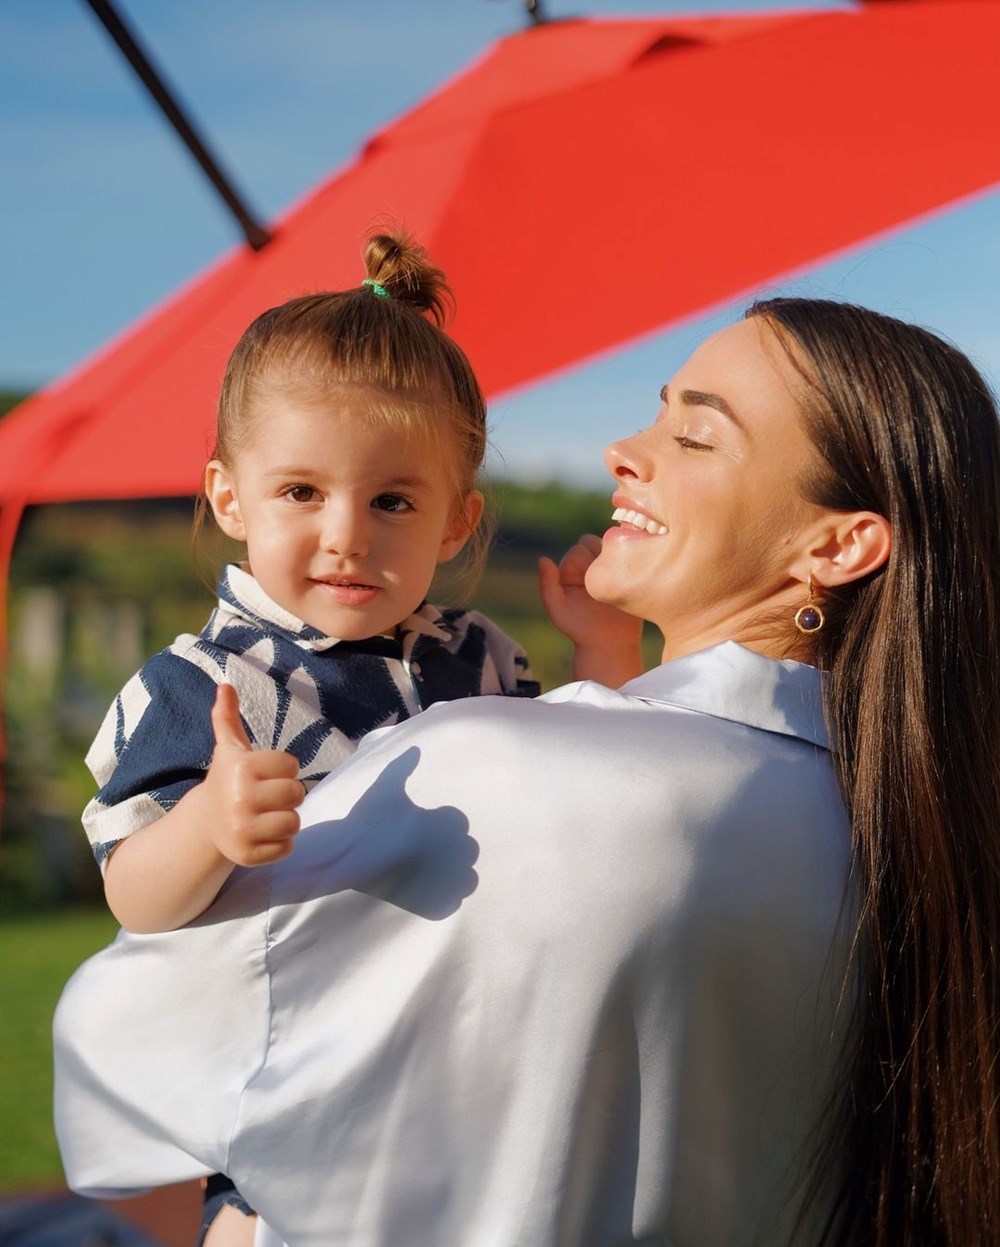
top-left (216, 564), bottom-right (453, 654)
top-left (618, 641), bottom-right (830, 750)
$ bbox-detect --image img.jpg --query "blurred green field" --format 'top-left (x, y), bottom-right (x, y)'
top-left (0, 908), bottom-right (119, 1190)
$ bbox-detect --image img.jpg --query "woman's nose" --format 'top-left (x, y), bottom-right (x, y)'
top-left (321, 503), bottom-right (369, 557)
top-left (604, 431), bottom-right (650, 483)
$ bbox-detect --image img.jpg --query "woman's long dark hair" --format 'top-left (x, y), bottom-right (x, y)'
top-left (749, 299), bottom-right (1000, 1245)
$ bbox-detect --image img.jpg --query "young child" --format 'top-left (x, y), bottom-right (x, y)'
top-left (82, 232), bottom-right (542, 1245)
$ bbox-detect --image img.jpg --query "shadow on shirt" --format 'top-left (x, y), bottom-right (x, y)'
top-left (261, 746), bottom-right (479, 922)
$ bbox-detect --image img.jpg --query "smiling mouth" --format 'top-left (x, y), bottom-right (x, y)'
top-left (612, 506), bottom-right (668, 536)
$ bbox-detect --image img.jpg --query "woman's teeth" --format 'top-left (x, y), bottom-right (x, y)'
top-left (612, 506), bottom-right (668, 536)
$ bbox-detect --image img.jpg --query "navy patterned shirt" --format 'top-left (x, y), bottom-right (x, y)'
top-left (83, 564), bottom-right (539, 866)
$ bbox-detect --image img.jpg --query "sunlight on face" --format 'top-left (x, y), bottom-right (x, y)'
top-left (586, 318), bottom-right (826, 662)
top-left (206, 386), bottom-right (478, 640)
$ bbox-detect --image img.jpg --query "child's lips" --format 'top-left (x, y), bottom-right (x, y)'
top-left (311, 578), bottom-right (380, 605)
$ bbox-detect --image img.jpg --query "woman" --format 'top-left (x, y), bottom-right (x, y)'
top-left (54, 299), bottom-right (1000, 1246)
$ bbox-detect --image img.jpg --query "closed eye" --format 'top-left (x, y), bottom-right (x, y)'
top-left (673, 436), bottom-right (714, 452)
top-left (372, 492), bottom-right (415, 513)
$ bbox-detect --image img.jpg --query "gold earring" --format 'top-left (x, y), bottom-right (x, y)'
top-left (794, 574), bottom-right (825, 634)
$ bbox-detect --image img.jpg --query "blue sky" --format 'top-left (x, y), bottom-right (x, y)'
top-left (3, 0), bottom-right (998, 485)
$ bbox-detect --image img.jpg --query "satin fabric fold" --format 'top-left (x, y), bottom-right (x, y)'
top-left (55, 642), bottom-right (851, 1246)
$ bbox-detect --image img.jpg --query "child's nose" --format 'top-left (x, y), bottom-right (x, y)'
top-left (321, 503), bottom-right (369, 558)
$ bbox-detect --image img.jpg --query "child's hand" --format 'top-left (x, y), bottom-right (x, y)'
top-left (539, 534), bottom-right (643, 648)
top-left (539, 535), bottom-right (645, 686)
top-left (100, 684), bottom-right (306, 933)
top-left (206, 683), bottom-right (305, 866)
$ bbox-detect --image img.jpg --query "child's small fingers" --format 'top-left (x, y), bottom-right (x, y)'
top-left (241, 837), bottom-right (298, 867)
top-left (558, 542), bottom-right (598, 583)
top-left (243, 809), bottom-right (300, 848)
top-left (239, 749), bottom-right (300, 783)
top-left (251, 776), bottom-right (308, 812)
top-left (538, 557), bottom-right (563, 612)
top-left (211, 683), bottom-right (253, 752)
top-left (229, 743), bottom-right (296, 783)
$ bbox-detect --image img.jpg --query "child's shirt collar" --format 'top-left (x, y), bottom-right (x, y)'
top-left (217, 563), bottom-right (453, 653)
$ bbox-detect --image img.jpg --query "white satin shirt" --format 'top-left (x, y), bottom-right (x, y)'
top-left (54, 642), bottom-right (852, 1246)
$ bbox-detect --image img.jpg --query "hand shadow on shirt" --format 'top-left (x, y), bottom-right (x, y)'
top-left (266, 746), bottom-right (479, 921)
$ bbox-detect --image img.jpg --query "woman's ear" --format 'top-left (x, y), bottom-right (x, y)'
top-left (437, 489), bottom-right (485, 563)
top-left (204, 461), bottom-right (246, 542)
top-left (800, 510), bottom-right (892, 588)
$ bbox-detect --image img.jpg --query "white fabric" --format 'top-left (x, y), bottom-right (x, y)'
top-left (253, 1221), bottom-right (286, 1247)
top-left (54, 641), bottom-right (852, 1246)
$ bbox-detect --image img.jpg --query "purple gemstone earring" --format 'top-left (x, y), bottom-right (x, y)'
top-left (794, 574), bottom-right (825, 634)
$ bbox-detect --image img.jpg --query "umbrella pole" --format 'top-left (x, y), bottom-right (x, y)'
top-left (81, 0), bottom-right (271, 251)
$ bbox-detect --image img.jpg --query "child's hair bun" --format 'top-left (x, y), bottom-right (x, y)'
top-left (363, 232), bottom-right (452, 327)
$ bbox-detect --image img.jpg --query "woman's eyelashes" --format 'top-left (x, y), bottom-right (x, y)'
top-left (667, 416), bottom-right (717, 452)
top-left (656, 395), bottom-right (716, 452)
top-left (673, 434), bottom-right (715, 452)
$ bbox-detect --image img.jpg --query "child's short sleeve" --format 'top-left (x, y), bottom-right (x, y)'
top-left (82, 649), bottom-right (221, 869)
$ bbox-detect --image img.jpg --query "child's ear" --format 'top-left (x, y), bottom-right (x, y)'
top-left (204, 461), bottom-right (246, 542)
top-left (437, 489), bottom-right (485, 563)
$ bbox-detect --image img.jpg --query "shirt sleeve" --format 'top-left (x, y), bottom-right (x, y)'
top-left (82, 648), bottom-right (221, 867)
top-left (53, 868), bottom-right (274, 1199)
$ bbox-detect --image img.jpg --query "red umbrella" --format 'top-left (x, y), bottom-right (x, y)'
top-left (1, 0), bottom-right (998, 530)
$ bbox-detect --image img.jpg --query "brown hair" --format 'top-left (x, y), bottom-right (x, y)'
top-left (196, 230), bottom-right (490, 588)
top-left (748, 298), bottom-right (1000, 1246)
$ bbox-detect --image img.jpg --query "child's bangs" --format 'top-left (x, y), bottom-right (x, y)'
top-left (354, 390), bottom-right (470, 491)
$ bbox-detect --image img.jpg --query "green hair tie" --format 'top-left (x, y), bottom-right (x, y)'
top-left (361, 278), bottom-right (391, 300)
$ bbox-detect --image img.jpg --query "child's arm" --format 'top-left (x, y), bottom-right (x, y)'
top-left (103, 684), bottom-right (304, 934)
top-left (539, 534), bottom-right (645, 687)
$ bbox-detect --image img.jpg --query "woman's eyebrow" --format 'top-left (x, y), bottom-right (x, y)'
top-left (661, 383), bottom-right (745, 431)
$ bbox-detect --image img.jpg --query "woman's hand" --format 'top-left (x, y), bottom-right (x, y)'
top-left (539, 535), bottom-right (645, 686)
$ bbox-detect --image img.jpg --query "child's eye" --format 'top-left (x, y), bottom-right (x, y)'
top-left (283, 485), bottom-right (319, 503)
top-left (372, 493), bottom-right (414, 513)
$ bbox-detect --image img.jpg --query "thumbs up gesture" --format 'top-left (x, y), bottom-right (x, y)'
top-left (205, 683), bottom-right (306, 866)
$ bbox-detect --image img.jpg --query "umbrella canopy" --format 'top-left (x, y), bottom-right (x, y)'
top-left (1, 0), bottom-right (999, 511)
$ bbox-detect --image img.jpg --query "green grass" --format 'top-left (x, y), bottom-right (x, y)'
top-left (0, 907), bottom-right (119, 1191)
